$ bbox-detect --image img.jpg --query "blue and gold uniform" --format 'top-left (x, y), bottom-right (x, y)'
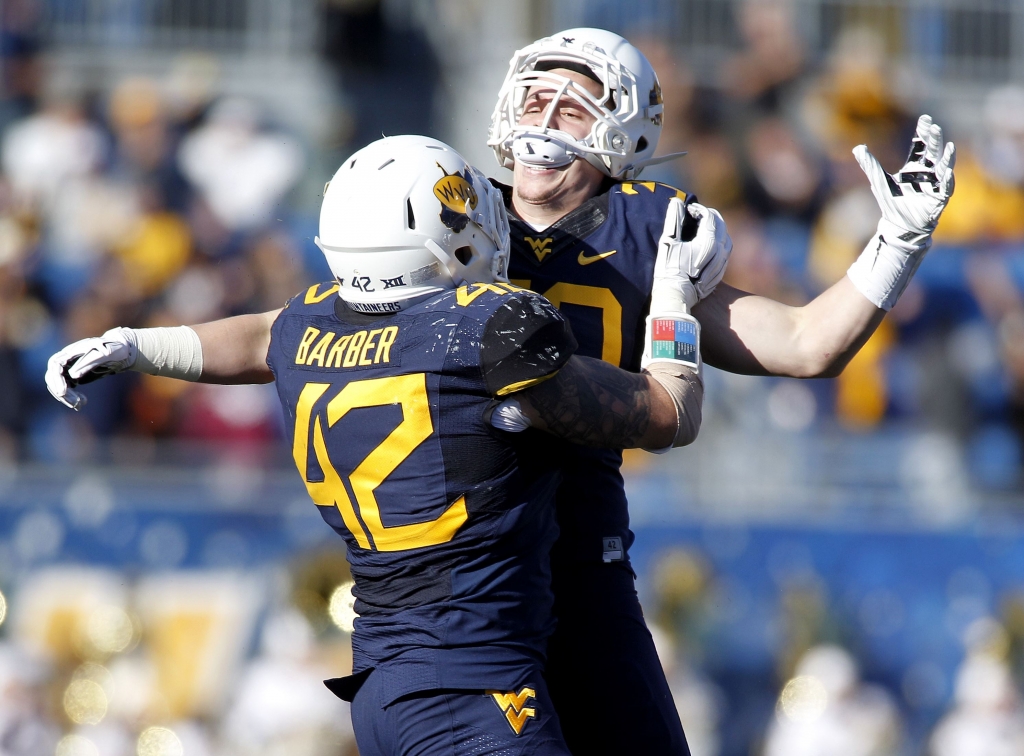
top-left (267, 280), bottom-right (577, 755)
top-left (499, 178), bottom-right (695, 756)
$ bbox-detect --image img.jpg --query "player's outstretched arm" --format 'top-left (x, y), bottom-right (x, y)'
top-left (694, 114), bottom-right (955, 378)
top-left (695, 278), bottom-right (884, 378)
top-left (45, 311), bottom-right (279, 410)
top-left (191, 311), bottom-right (279, 383)
top-left (514, 355), bottom-right (684, 449)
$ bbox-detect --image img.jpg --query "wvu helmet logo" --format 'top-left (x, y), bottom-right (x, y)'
top-left (524, 236), bottom-right (553, 262)
top-left (433, 164), bottom-right (478, 234)
top-left (487, 687), bottom-right (536, 736)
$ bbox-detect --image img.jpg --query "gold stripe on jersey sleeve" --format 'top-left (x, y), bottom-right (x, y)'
top-left (495, 370), bottom-right (558, 397)
top-left (304, 283), bottom-right (340, 304)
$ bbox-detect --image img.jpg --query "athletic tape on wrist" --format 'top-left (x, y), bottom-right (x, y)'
top-left (131, 326), bottom-right (204, 381)
top-left (642, 312), bottom-right (701, 374)
top-left (644, 361), bottom-right (704, 452)
top-left (847, 218), bottom-right (931, 311)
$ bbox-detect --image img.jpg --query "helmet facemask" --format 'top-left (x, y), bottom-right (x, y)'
top-left (489, 30), bottom-right (670, 180)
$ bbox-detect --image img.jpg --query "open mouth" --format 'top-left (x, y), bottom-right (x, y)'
top-left (522, 164), bottom-right (566, 175)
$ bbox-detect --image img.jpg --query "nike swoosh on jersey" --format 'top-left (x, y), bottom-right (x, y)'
top-left (577, 249), bottom-right (617, 265)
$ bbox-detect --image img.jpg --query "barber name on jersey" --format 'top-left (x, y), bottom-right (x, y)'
top-left (505, 180), bottom-right (689, 372)
top-left (277, 280), bottom-right (532, 376)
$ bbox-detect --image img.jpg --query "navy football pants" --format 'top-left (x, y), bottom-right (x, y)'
top-left (351, 670), bottom-right (571, 756)
top-left (545, 561), bottom-right (692, 756)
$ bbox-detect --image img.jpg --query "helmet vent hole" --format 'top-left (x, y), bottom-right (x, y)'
top-left (378, 158), bottom-right (395, 170)
top-left (406, 199), bottom-right (416, 230)
top-left (349, 158), bottom-right (357, 168)
top-left (426, 145), bottom-right (444, 150)
top-left (454, 246), bottom-right (473, 265)
top-left (637, 136), bottom-right (648, 152)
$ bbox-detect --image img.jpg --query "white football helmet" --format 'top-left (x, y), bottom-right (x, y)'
top-left (488, 28), bottom-right (680, 180)
top-left (316, 135), bottom-right (510, 313)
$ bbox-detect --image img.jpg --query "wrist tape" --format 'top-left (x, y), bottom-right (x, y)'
top-left (128, 326), bottom-right (204, 381)
top-left (847, 218), bottom-right (931, 311)
top-left (641, 312), bottom-right (701, 375)
top-left (644, 361), bottom-right (704, 451)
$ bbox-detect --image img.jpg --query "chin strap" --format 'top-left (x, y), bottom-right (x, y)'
top-left (633, 151), bottom-right (688, 171)
top-left (425, 239), bottom-right (467, 286)
top-left (511, 130), bottom-right (688, 180)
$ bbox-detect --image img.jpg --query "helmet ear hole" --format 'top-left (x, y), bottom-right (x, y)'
top-left (454, 246), bottom-right (473, 266)
top-left (637, 136), bottom-right (648, 152)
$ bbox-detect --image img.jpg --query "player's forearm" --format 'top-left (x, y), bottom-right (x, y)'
top-left (516, 355), bottom-right (679, 449)
top-left (695, 280), bottom-right (885, 378)
top-left (191, 310), bottom-right (279, 384)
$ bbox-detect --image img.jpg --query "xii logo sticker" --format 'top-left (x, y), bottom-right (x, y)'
top-left (487, 687), bottom-right (537, 735)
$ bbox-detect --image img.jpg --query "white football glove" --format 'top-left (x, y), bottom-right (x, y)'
top-left (45, 327), bottom-right (138, 410)
top-left (849, 114), bottom-right (956, 310)
top-left (652, 199), bottom-right (733, 315)
top-left (854, 114), bottom-right (955, 243)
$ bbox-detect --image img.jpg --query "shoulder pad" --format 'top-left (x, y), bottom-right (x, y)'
top-left (480, 290), bottom-right (577, 397)
top-left (421, 282), bottom-right (533, 319)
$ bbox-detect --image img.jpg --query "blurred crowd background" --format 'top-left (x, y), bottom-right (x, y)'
top-left (1, 0), bottom-right (1023, 754)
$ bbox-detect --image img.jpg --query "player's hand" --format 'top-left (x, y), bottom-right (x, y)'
top-left (853, 114), bottom-right (955, 245)
top-left (652, 199), bottom-right (732, 314)
top-left (45, 328), bottom-right (138, 410)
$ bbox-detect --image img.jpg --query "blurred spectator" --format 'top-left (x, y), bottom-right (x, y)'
top-left (723, 0), bottom-right (806, 112)
top-left (178, 98), bottom-right (303, 233)
top-left (650, 623), bottom-right (725, 756)
top-left (933, 89), bottom-right (1024, 246)
top-left (221, 609), bottom-right (355, 755)
top-left (929, 652), bottom-right (1024, 756)
top-left (1, 80), bottom-right (103, 214)
top-left (802, 27), bottom-right (910, 176)
top-left (0, 642), bottom-right (58, 756)
top-left (764, 644), bottom-right (903, 756)
top-left (742, 117), bottom-right (827, 223)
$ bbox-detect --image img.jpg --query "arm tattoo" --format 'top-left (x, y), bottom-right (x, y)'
top-left (519, 355), bottom-right (652, 448)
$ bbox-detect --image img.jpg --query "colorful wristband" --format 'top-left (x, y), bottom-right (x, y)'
top-left (641, 312), bottom-right (701, 372)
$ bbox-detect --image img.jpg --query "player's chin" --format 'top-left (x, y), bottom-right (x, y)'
top-left (515, 166), bottom-right (565, 201)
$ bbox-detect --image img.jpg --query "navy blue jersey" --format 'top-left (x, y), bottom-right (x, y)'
top-left (267, 281), bottom-right (576, 705)
top-left (498, 179), bottom-right (691, 566)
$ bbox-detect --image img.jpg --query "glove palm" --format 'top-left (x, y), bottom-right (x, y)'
top-left (854, 114), bottom-right (956, 244)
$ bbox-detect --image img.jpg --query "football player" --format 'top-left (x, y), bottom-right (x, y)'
top-left (45, 136), bottom-right (724, 755)
top-left (487, 28), bottom-right (955, 755)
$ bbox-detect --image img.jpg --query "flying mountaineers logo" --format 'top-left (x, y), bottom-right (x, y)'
top-left (487, 687), bottom-right (537, 735)
top-left (524, 236), bottom-right (553, 262)
top-left (433, 164), bottom-right (478, 233)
